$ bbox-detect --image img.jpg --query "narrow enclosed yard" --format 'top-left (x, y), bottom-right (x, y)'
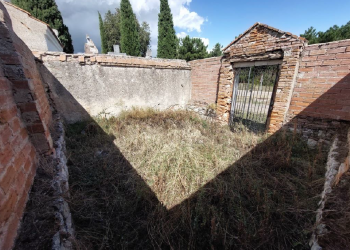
top-left (65, 109), bottom-right (327, 249)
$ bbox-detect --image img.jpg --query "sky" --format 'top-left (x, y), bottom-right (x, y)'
top-left (54, 0), bottom-right (350, 57)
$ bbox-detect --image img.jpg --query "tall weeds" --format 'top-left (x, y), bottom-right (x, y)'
top-left (66, 108), bottom-right (327, 249)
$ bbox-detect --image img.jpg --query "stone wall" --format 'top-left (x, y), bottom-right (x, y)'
top-left (0, 2), bottom-right (54, 249)
top-left (37, 52), bottom-right (192, 123)
top-left (3, 1), bottom-right (63, 52)
top-left (189, 56), bottom-right (221, 105)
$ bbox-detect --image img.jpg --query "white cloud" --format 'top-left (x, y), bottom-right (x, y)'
top-left (176, 32), bottom-right (188, 38)
top-left (55, 0), bottom-right (206, 57)
top-left (197, 37), bottom-right (209, 47)
top-left (172, 2), bottom-right (205, 32)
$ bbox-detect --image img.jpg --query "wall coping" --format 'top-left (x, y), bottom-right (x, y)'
top-left (34, 51), bottom-right (191, 70)
top-left (189, 56), bottom-right (222, 64)
top-left (305, 38), bottom-right (350, 48)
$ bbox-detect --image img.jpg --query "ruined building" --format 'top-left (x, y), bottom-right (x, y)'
top-left (0, 0), bottom-right (350, 249)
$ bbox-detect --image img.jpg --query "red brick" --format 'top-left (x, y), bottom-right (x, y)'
top-left (11, 80), bottom-right (31, 90)
top-left (0, 54), bottom-right (21, 65)
top-left (298, 68), bottom-right (313, 72)
top-left (27, 123), bottom-right (45, 133)
top-left (332, 66), bottom-right (350, 72)
top-left (0, 124), bottom-right (13, 146)
top-left (23, 157), bottom-right (33, 173)
top-left (0, 147), bottom-right (14, 170)
top-left (10, 117), bottom-right (21, 133)
top-left (340, 59), bottom-right (350, 65)
top-left (327, 47), bottom-right (346, 54)
top-left (0, 106), bottom-right (17, 124)
top-left (1, 214), bottom-right (20, 250)
top-left (13, 154), bottom-right (25, 171)
top-left (310, 49), bottom-right (326, 55)
top-left (336, 53), bottom-right (350, 59)
top-left (0, 191), bottom-right (18, 223)
top-left (318, 54), bottom-right (336, 60)
top-left (323, 60), bottom-right (340, 66)
top-left (302, 56), bottom-right (317, 62)
top-left (18, 102), bottom-right (37, 113)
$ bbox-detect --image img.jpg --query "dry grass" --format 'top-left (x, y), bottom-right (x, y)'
top-left (98, 108), bottom-right (262, 208)
top-left (66, 108), bottom-right (327, 249)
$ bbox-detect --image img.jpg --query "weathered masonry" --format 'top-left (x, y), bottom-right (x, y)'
top-left (36, 53), bottom-right (191, 123)
top-left (217, 23), bottom-right (307, 132)
top-left (191, 23), bottom-right (350, 137)
top-left (1, 1), bottom-right (350, 247)
top-left (0, 3), bottom-right (55, 249)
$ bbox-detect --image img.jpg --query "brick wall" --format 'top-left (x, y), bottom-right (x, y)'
top-left (287, 39), bottom-right (350, 122)
top-left (0, 63), bottom-right (38, 250)
top-left (189, 57), bottom-right (221, 105)
top-left (216, 23), bottom-right (306, 132)
top-left (0, 2), bottom-right (54, 249)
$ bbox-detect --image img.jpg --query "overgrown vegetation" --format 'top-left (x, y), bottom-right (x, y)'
top-left (66, 109), bottom-right (327, 249)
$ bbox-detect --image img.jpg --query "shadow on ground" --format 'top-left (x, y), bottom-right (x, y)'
top-left (15, 44), bottom-right (350, 249)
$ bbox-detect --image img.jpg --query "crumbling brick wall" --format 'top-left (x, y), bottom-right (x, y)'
top-left (285, 39), bottom-right (350, 142)
top-left (193, 23), bottom-right (349, 135)
top-left (216, 23), bottom-right (306, 132)
top-left (0, 2), bottom-right (54, 249)
top-left (287, 39), bottom-right (350, 122)
top-left (189, 57), bottom-right (221, 105)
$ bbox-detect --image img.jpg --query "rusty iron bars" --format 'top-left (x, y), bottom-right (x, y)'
top-left (230, 65), bottom-right (280, 132)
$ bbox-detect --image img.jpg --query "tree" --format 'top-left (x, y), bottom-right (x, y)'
top-left (103, 9), bottom-right (121, 53)
top-left (177, 36), bottom-right (208, 61)
top-left (102, 8), bottom-right (150, 56)
top-left (157, 0), bottom-right (177, 59)
top-left (138, 22), bottom-right (151, 57)
top-left (300, 26), bottom-right (318, 44)
top-left (120, 0), bottom-right (140, 56)
top-left (208, 43), bottom-right (223, 57)
top-left (98, 12), bottom-right (107, 54)
top-left (12, 0), bottom-right (74, 53)
top-left (301, 21), bottom-right (350, 44)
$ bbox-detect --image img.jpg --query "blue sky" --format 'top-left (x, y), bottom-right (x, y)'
top-left (56, 0), bottom-right (350, 55)
top-left (182, 0), bottom-right (350, 50)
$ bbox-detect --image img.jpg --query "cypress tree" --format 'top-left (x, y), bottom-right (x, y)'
top-left (120, 0), bottom-right (140, 56)
top-left (103, 9), bottom-right (122, 53)
top-left (157, 0), bottom-right (177, 59)
top-left (12, 0), bottom-right (74, 53)
top-left (98, 12), bottom-right (107, 54)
